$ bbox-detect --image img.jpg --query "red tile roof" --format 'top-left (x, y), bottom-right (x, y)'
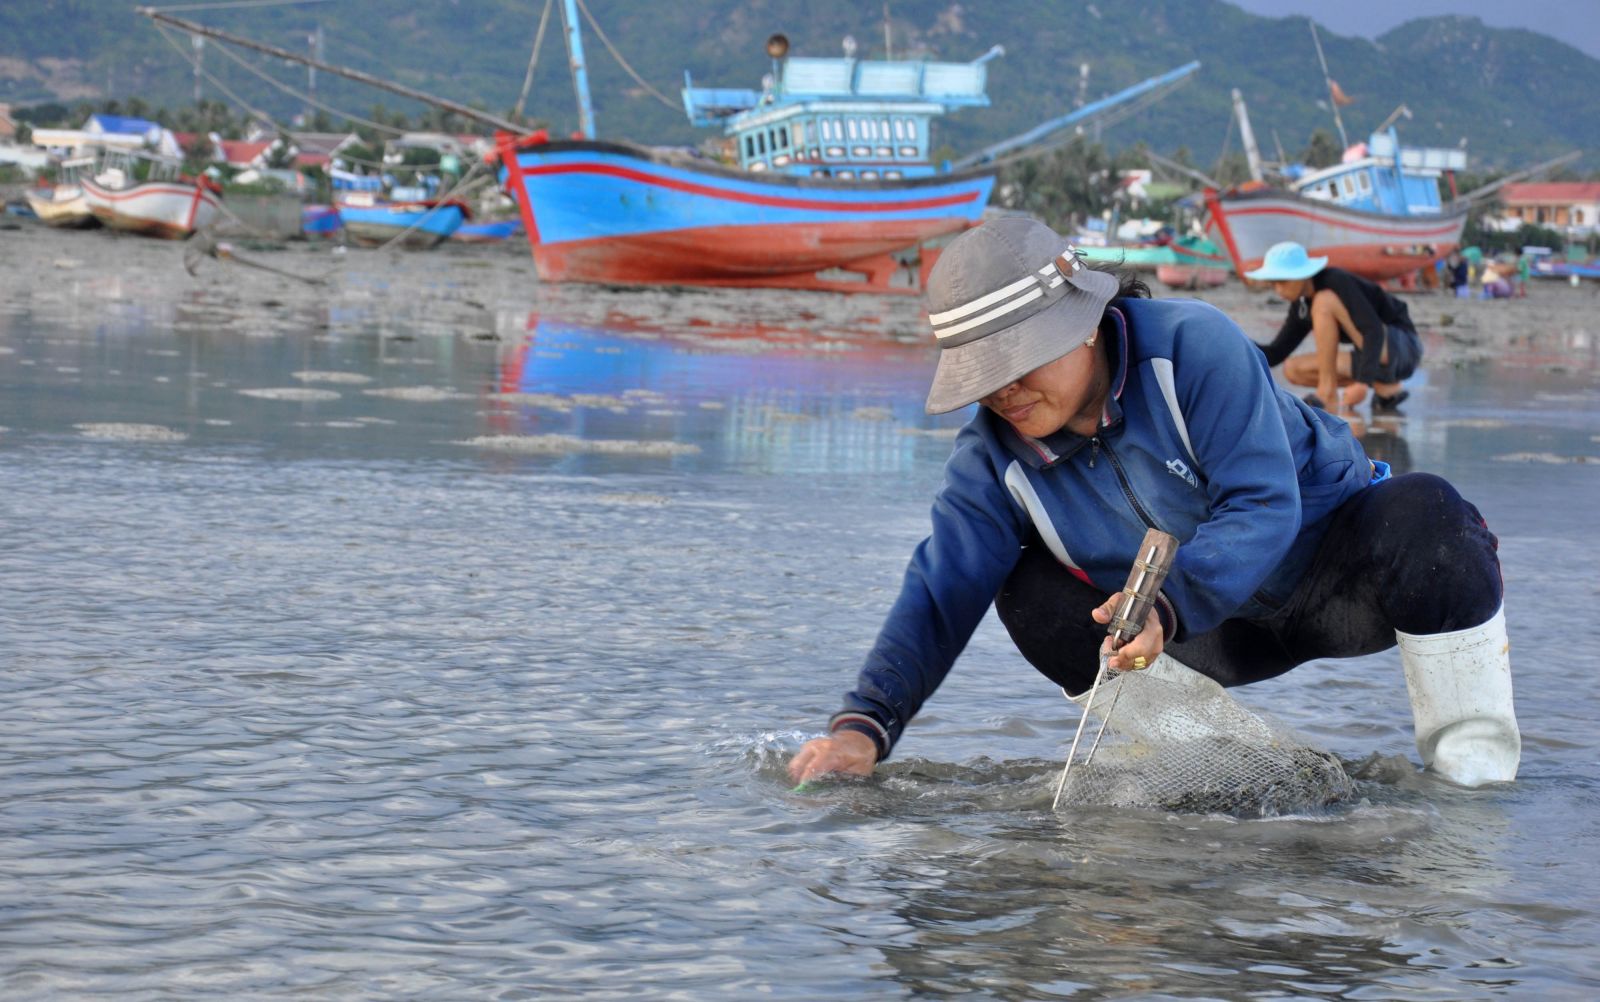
top-left (1502, 182), bottom-right (1600, 204)
top-left (220, 139), bottom-right (274, 165)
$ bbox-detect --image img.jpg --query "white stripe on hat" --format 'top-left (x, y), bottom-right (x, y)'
top-left (933, 287), bottom-right (1044, 340)
top-left (927, 273), bottom-right (1039, 326)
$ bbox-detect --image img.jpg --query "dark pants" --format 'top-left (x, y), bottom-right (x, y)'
top-left (995, 473), bottom-right (1503, 695)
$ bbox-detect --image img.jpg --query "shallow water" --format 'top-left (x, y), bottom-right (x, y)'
top-left (2, 228), bottom-right (1599, 999)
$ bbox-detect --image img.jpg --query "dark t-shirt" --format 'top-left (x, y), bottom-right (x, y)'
top-left (1255, 268), bottom-right (1417, 381)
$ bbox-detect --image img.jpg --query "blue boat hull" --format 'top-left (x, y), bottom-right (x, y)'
top-left (497, 140), bottom-right (995, 292)
top-left (338, 202), bottom-right (466, 249)
top-left (450, 218), bottom-right (522, 243)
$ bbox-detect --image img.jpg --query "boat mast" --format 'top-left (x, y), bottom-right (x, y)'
top-left (135, 7), bottom-right (523, 133)
top-left (559, 0), bottom-right (597, 139)
top-left (1308, 22), bottom-right (1350, 149)
top-left (1230, 88), bottom-right (1263, 182)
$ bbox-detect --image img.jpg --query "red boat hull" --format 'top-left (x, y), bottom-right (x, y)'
top-left (1204, 187), bottom-right (1467, 282)
top-left (532, 219), bottom-right (971, 292)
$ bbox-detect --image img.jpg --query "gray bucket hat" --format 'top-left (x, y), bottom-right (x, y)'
top-left (924, 217), bottom-right (1119, 414)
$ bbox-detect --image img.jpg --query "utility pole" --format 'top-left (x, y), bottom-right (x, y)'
top-left (192, 35), bottom-right (203, 103)
top-left (307, 23), bottom-right (323, 121)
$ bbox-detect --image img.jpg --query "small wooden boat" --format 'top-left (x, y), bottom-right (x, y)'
top-left (81, 151), bottom-right (222, 239)
top-left (337, 194), bottom-right (469, 249)
top-left (24, 156), bottom-right (100, 228)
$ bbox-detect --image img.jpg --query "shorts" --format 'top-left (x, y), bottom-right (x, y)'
top-left (1353, 323), bottom-right (1421, 384)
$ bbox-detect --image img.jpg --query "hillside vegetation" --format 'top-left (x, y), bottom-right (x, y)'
top-left (2, 0), bottom-right (1593, 171)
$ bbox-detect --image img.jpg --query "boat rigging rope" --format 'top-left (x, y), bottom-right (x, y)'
top-left (154, 23), bottom-right (285, 135)
top-left (194, 25), bottom-right (407, 137)
top-left (152, 0), bottom-right (334, 12)
top-left (513, 0), bottom-right (556, 122)
top-left (572, 0), bottom-right (683, 112)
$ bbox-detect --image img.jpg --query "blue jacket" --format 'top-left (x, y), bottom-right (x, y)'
top-left (832, 297), bottom-right (1376, 759)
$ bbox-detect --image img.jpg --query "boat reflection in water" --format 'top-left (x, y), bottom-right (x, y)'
top-left (488, 310), bottom-right (964, 474)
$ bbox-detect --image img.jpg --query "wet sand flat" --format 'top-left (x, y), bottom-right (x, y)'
top-left (1, 221), bottom-right (1598, 998)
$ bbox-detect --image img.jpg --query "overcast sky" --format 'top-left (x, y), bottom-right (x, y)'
top-left (1228, 0), bottom-right (1600, 60)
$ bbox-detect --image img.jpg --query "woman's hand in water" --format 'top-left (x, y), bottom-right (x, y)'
top-left (788, 730), bottom-right (877, 785)
top-left (1091, 600), bottom-right (1165, 671)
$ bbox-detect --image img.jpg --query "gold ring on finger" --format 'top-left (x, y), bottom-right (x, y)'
top-left (1132, 656), bottom-right (1148, 669)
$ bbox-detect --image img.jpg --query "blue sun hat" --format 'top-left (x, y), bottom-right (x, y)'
top-left (1244, 241), bottom-right (1329, 282)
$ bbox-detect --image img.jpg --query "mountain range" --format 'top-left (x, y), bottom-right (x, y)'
top-left (2, 0), bottom-right (1594, 172)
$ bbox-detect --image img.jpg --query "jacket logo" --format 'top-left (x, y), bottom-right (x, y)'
top-left (1166, 458), bottom-right (1198, 489)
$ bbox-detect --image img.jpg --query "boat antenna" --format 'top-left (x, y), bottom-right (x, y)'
top-left (883, 2), bottom-right (892, 60)
top-left (1308, 21), bottom-right (1350, 149)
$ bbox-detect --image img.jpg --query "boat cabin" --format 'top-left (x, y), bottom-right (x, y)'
top-left (1292, 128), bottom-right (1466, 216)
top-left (94, 148), bottom-right (188, 190)
top-left (681, 39), bottom-right (998, 180)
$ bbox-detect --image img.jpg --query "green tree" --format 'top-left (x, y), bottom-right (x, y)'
top-left (181, 132), bottom-right (214, 175)
top-left (1299, 128), bottom-right (1342, 169)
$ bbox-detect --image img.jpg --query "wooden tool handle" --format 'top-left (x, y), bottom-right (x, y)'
top-left (1107, 528), bottom-right (1179, 649)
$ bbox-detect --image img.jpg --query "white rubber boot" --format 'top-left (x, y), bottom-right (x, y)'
top-left (1396, 606), bottom-right (1520, 787)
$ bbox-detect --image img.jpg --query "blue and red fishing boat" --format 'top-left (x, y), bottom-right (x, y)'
top-left (496, 1), bottom-right (1197, 293)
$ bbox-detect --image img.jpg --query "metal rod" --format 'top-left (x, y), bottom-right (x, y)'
top-left (1052, 661), bottom-right (1107, 810)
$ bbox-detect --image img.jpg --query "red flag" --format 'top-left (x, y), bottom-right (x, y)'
top-left (1328, 79), bottom-right (1354, 106)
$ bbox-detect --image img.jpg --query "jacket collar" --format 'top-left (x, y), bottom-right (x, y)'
top-left (1000, 305), bottom-right (1130, 469)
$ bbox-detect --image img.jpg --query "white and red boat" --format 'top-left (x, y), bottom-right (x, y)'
top-left (81, 151), bottom-right (223, 240)
top-left (1203, 128), bottom-right (1468, 283)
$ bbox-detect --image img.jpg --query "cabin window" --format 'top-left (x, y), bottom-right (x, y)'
top-left (791, 124), bottom-right (802, 149)
top-left (804, 122), bottom-right (815, 144)
top-left (1327, 182), bottom-right (1338, 200)
top-left (836, 169), bottom-right (855, 179)
top-left (749, 161), bottom-right (766, 172)
top-left (906, 120), bottom-right (917, 140)
top-left (773, 154), bottom-right (790, 166)
top-left (880, 118), bottom-right (891, 141)
top-left (885, 169), bottom-right (902, 179)
top-left (847, 119), bottom-right (858, 140)
top-left (812, 168), bottom-right (828, 178)
top-left (825, 146), bottom-right (845, 158)
top-left (1357, 172), bottom-right (1372, 193)
top-left (861, 170), bottom-right (879, 179)
top-left (1342, 177), bottom-right (1355, 197)
top-left (745, 135), bottom-right (756, 160)
top-left (875, 146), bottom-right (893, 158)
top-left (1577, 209), bottom-right (1587, 225)
top-left (851, 146), bottom-right (870, 158)
top-left (899, 146), bottom-right (918, 158)
top-left (893, 119), bottom-right (905, 140)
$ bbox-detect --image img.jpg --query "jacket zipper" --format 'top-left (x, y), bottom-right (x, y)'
top-left (1094, 435), bottom-right (1158, 530)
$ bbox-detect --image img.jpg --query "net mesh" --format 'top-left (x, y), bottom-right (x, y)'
top-left (1055, 657), bottom-right (1354, 817)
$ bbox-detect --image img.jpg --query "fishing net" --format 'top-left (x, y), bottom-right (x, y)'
top-left (1054, 656), bottom-right (1354, 817)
